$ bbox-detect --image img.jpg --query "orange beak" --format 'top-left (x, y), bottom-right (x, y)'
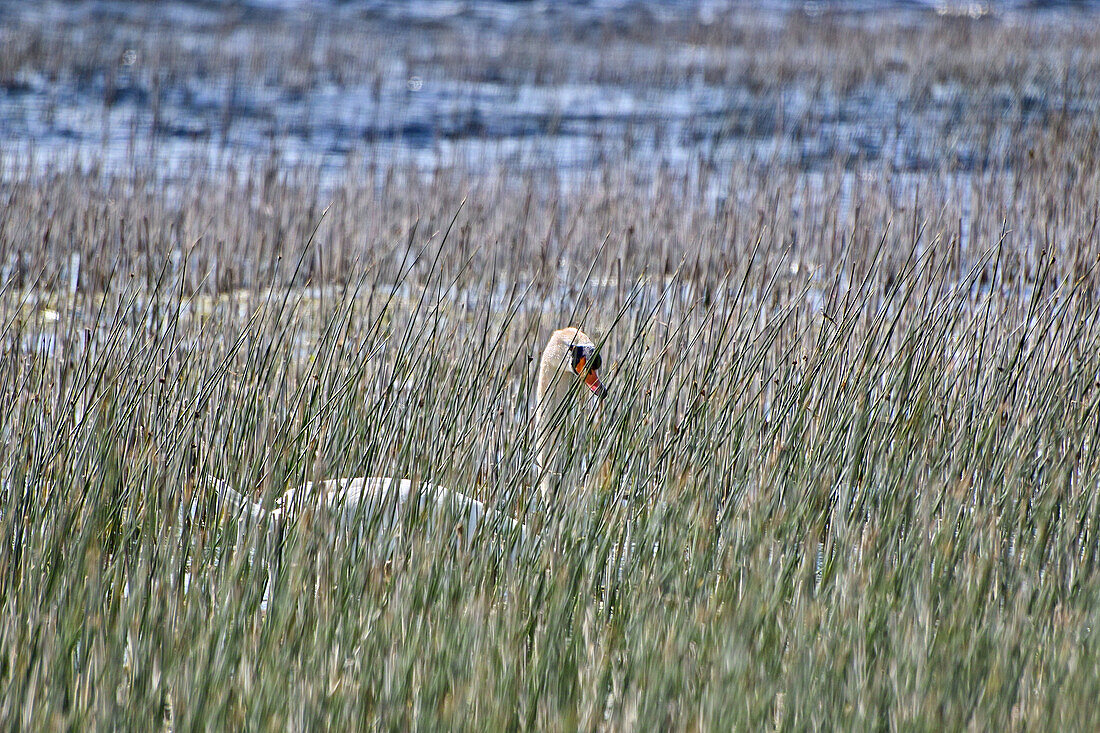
top-left (585, 369), bottom-right (607, 399)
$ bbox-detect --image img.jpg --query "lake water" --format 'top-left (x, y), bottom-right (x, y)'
top-left (1, 0), bottom-right (1097, 193)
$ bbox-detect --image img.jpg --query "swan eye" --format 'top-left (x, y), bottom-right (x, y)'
top-left (571, 345), bottom-right (601, 376)
top-left (571, 345), bottom-right (586, 373)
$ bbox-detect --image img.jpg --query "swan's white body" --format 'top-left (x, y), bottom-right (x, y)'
top-left (204, 327), bottom-right (606, 554)
top-left (209, 474), bottom-right (529, 551)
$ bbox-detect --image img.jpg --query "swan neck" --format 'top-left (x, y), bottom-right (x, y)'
top-left (535, 360), bottom-right (552, 495)
top-left (535, 344), bottom-right (568, 499)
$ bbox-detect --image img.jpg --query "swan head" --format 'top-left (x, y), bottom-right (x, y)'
top-left (532, 327), bottom-right (608, 503)
top-left (539, 327), bottom-right (607, 401)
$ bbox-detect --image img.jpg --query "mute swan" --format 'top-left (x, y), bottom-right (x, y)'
top-left (203, 327), bottom-right (607, 556)
top-left (533, 327), bottom-right (606, 500)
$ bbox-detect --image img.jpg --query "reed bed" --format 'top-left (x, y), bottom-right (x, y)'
top-left (3, 128), bottom-right (1100, 727)
top-left (4, 3), bottom-right (1100, 730)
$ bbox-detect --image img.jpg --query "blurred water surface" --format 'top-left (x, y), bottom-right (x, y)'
top-left (1, 0), bottom-right (1098, 194)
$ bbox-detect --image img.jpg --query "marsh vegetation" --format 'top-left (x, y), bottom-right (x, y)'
top-left (3, 1), bottom-right (1100, 728)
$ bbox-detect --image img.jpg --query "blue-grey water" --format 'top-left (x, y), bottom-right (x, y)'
top-left (1, 0), bottom-right (1098, 192)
